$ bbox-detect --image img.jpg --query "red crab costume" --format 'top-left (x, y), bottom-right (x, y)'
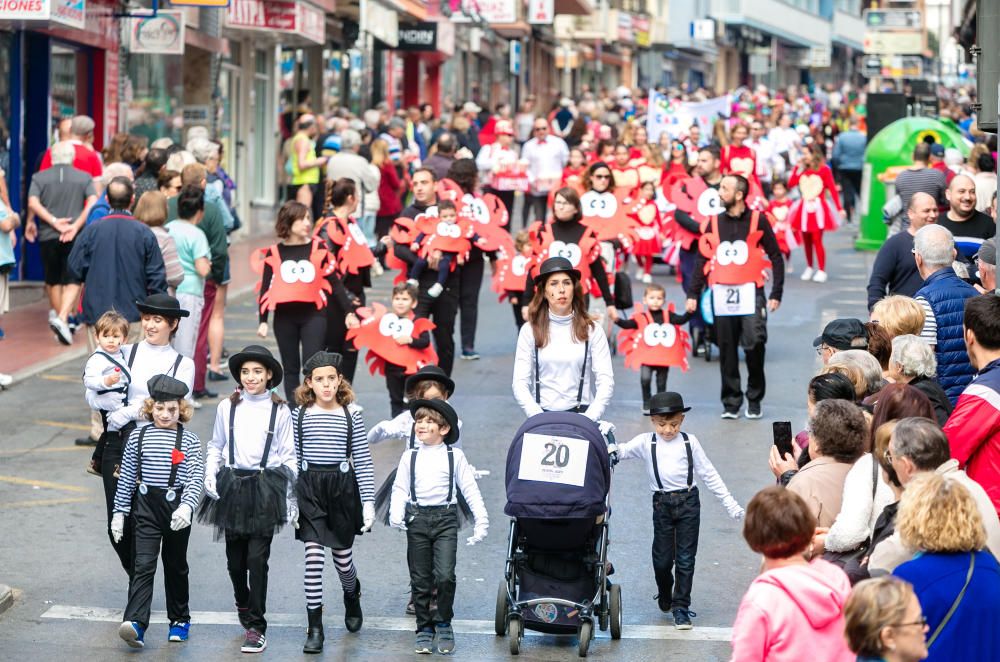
top-left (667, 177), bottom-right (721, 250)
top-left (314, 215), bottom-right (375, 275)
top-left (491, 246), bottom-right (533, 302)
top-left (610, 165), bottom-right (641, 197)
top-left (527, 220), bottom-right (603, 297)
top-left (766, 198), bottom-right (800, 254)
top-left (345, 302), bottom-right (438, 376)
top-left (617, 304), bottom-right (691, 371)
top-left (251, 238), bottom-right (335, 314)
top-left (578, 189), bottom-right (640, 248)
top-left (786, 163), bottom-right (842, 233)
top-left (698, 211), bottom-right (772, 289)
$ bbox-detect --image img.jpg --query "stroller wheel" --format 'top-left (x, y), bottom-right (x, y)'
top-left (609, 583), bottom-right (623, 640)
top-left (494, 581), bottom-right (509, 636)
top-left (577, 619), bottom-right (593, 657)
top-left (508, 616), bottom-right (522, 655)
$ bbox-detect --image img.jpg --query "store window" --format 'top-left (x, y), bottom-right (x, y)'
top-left (253, 48), bottom-right (275, 204)
top-left (0, 32), bottom-right (11, 178)
top-left (122, 53), bottom-right (184, 145)
top-left (51, 44), bottom-right (88, 134)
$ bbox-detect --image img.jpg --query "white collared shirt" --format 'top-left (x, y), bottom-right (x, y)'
top-left (520, 136), bottom-right (569, 189)
top-left (388, 442), bottom-right (488, 528)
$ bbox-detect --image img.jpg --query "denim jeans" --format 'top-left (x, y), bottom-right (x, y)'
top-left (652, 488), bottom-right (701, 610)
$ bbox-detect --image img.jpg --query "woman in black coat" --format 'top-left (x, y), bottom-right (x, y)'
top-left (888, 334), bottom-right (953, 426)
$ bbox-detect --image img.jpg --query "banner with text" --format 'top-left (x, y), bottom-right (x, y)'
top-left (645, 90), bottom-right (730, 143)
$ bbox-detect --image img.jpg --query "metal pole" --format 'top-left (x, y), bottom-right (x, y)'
top-left (358, 0), bottom-right (369, 110)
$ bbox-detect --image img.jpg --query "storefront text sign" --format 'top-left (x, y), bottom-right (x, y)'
top-left (0, 0), bottom-right (86, 28)
top-left (226, 0), bottom-right (325, 45)
top-left (527, 0), bottom-right (552, 25)
top-left (451, 0), bottom-right (515, 24)
top-left (125, 10), bottom-right (185, 54)
top-left (171, 0), bottom-right (229, 7)
top-left (397, 22), bottom-right (438, 51)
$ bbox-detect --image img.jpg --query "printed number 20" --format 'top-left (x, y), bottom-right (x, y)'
top-left (726, 288), bottom-right (740, 305)
top-left (541, 442), bottom-right (570, 468)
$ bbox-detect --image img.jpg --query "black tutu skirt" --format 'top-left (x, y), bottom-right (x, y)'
top-left (197, 466), bottom-right (293, 540)
top-left (373, 468), bottom-right (474, 530)
top-left (295, 464), bottom-right (364, 549)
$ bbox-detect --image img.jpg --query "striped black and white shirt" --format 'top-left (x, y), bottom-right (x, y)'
top-left (113, 425), bottom-right (205, 514)
top-left (292, 404), bottom-right (375, 502)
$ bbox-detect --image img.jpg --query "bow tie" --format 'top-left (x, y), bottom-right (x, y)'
top-left (537, 138), bottom-right (547, 145)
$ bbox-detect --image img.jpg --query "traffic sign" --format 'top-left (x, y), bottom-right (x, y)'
top-left (863, 9), bottom-right (921, 30)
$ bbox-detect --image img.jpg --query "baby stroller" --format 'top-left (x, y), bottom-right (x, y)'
top-left (495, 412), bottom-right (622, 657)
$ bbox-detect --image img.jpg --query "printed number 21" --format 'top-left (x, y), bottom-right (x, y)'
top-left (726, 288), bottom-right (740, 305)
top-left (541, 443), bottom-right (570, 468)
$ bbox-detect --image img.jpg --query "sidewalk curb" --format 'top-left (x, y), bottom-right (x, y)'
top-left (0, 584), bottom-right (15, 616)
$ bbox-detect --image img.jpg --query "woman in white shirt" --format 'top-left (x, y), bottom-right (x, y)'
top-left (512, 256), bottom-right (614, 420)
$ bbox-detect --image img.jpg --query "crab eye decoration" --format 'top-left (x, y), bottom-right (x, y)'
top-left (643, 323), bottom-right (677, 348)
top-left (548, 240), bottom-right (582, 266)
top-left (378, 313), bottom-right (415, 338)
top-left (279, 259), bottom-right (317, 283)
top-left (580, 191), bottom-right (617, 219)
top-left (697, 188), bottom-right (724, 218)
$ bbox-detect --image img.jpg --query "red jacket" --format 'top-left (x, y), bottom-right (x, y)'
top-left (377, 163), bottom-right (403, 217)
top-left (945, 357), bottom-right (1000, 514)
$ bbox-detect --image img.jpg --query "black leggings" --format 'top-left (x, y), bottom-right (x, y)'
top-left (641, 365), bottom-right (669, 406)
top-left (326, 295), bottom-right (364, 383)
top-left (274, 304), bottom-right (327, 401)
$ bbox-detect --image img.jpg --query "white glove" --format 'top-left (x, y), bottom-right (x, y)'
top-left (107, 408), bottom-right (133, 431)
top-left (170, 504), bottom-right (193, 531)
top-left (597, 420), bottom-right (617, 438)
top-left (288, 501), bottom-right (299, 529)
top-left (469, 465), bottom-right (491, 480)
top-left (390, 518), bottom-right (408, 532)
top-left (724, 498), bottom-right (745, 521)
top-left (204, 473), bottom-right (219, 500)
top-left (110, 512), bottom-right (125, 543)
top-left (466, 522), bottom-right (488, 546)
top-left (361, 502), bottom-right (376, 533)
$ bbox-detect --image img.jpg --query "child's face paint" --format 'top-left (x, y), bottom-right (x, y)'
top-left (240, 362), bottom-right (271, 395)
top-left (152, 400), bottom-right (181, 429)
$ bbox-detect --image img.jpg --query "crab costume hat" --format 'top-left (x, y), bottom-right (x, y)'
top-left (251, 238), bottom-right (335, 313)
top-left (698, 211), bottom-right (772, 288)
top-left (345, 302), bottom-right (438, 376)
top-left (617, 304), bottom-right (691, 371)
top-left (314, 215), bottom-right (376, 275)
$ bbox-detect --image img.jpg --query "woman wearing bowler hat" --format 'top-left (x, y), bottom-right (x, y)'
top-left (100, 293), bottom-right (195, 579)
top-left (512, 255), bottom-right (614, 420)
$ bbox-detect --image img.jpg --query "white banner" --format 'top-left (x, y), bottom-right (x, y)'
top-left (645, 89), bottom-right (730, 143)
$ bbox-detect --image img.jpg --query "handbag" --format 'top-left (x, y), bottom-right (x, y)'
top-left (927, 552), bottom-right (976, 647)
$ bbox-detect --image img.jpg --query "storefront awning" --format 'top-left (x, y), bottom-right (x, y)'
top-left (224, 0), bottom-right (327, 46)
top-left (491, 21), bottom-right (530, 38)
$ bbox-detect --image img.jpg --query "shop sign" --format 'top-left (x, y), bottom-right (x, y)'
top-left (171, 0), bottom-right (229, 7)
top-left (863, 31), bottom-right (921, 55)
top-left (509, 40), bottom-right (521, 75)
top-left (226, 0), bottom-right (326, 45)
top-left (617, 12), bottom-right (633, 44)
top-left (451, 0), bottom-right (516, 24)
top-left (863, 9), bottom-right (921, 31)
top-left (632, 14), bottom-right (649, 47)
top-left (527, 0), bottom-right (552, 25)
top-left (690, 18), bottom-right (714, 41)
top-left (53, 0), bottom-right (85, 29)
top-left (397, 21), bottom-right (437, 51)
top-left (125, 10), bottom-right (185, 55)
top-left (805, 45), bottom-right (831, 68)
top-left (0, 0), bottom-right (85, 29)
top-left (364, 0), bottom-right (398, 47)
top-left (183, 105), bottom-right (212, 124)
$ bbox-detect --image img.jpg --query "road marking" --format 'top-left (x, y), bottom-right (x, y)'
top-left (34, 419), bottom-right (92, 432)
top-left (0, 475), bottom-right (90, 493)
top-left (0, 497), bottom-right (91, 509)
top-left (0, 445), bottom-right (88, 457)
top-left (40, 374), bottom-right (81, 383)
top-left (41, 605), bottom-right (733, 642)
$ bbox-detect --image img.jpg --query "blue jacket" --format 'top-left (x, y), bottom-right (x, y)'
top-left (832, 130), bottom-right (866, 171)
top-left (915, 268), bottom-right (977, 402)
top-left (85, 192), bottom-right (110, 225)
top-left (67, 214), bottom-right (167, 325)
top-left (894, 551), bottom-right (1000, 662)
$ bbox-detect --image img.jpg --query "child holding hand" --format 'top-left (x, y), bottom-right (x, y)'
top-left (83, 311), bottom-right (133, 476)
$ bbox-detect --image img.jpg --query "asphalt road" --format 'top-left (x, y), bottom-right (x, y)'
top-left (0, 225), bottom-right (871, 661)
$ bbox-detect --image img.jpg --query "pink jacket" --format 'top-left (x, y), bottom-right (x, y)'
top-left (730, 558), bottom-right (853, 662)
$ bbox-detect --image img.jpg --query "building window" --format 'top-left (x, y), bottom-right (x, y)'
top-left (836, 0), bottom-right (860, 14)
top-left (780, 0), bottom-right (819, 13)
top-left (122, 53), bottom-right (184, 145)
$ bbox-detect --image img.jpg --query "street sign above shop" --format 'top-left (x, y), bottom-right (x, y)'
top-left (450, 0), bottom-right (516, 24)
top-left (124, 10), bottom-right (185, 54)
top-left (172, 0), bottom-right (229, 6)
top-left (863, 31), bottom-right (922, 55)
top-left (0, 0), bottom-right (86, 29)
top-left (527, 0), bottom-right (552, 25)
top-left (863, 9), bottom-right (921, 30)
top-left (225, 0), bottom-right (325, 45)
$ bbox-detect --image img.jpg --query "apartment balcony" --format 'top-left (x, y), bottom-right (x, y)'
top-left (709, 0), bottom-right (832, 48)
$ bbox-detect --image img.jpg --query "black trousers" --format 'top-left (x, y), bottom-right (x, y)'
top-left (486, 188), bottom-right (515, 225)
top-left (226, 534), bottom-right (274, 634)
top-left (714, 294), bottom-right (767, 412)
top-left (386, 363), bottom-right (407, 417)
top-left (521, 193), bottom-right (548, 228)
top-left (679, 248), bottom-right (705, 333)
top-left (101, 432), bottom-right (135, 577)
top-left (640, 365), bottom-right (669, 407)
top-left (274, 305), bottom-right (327, 401)
top-left (458, 250), bottom-right (485, 353)
top-left (510, 301), bottom-right (524, 329)
top-left (840, 169), bottom-right (862, 216)
top-left (406, 506), bottom-right (459, 631)
top-left (416, 283), bottom-right (458, 376)
top-left (125, 489), bottom-right (191, 629)
top-left (326, 294), bottom-right (364, 383)
top-left (652, 489), bottom-right (700, 610)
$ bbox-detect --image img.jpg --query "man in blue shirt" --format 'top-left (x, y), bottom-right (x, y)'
top-left (831, 117), bottom-right (866, 223)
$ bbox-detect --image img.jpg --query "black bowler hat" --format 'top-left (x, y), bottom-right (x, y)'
top-left (136, 293), bottom-right (190, 318)
top-left (813, 318), bottom-right (868, 351)
top-left (534, 256), bottom-right (581, 285)
top-left (409, 398), bottom-right (460, 445)
top-left (147, 374), bottom-right (189, 401)
top-left (303, 351), bottom-right (343, 376)
top-left (404, 365), bottom-right (455, 398)
top-left (645, 392), bottom-right (691, 416)
top-left (229, 345), bottom-right (283, 389)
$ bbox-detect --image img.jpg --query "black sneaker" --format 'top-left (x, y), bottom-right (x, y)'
top-left (745, 403), bottom-right (762, 419)
top-left (208, 369), bottom-right (229, 382)
top-left (460, 350), bottom-right (480, 360)
top-left (193, 388), bottom-right (218, 400)
top-left (75, 436), bottom-right (99, 446)
top-left (241, 628), bottom-right (267, 653)
top-left (672, 608), bottom-right (696, 630)
top-left (654, 593), bottom-right (670, 613)
top-left (720, 410), bottom-right (739, 420)
top-left (414, 629), bottom-right (434, 654)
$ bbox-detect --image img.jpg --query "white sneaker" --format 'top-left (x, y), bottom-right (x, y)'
top-left (812, 270), bottom-right (828, 283)
top-left (406, 278), bottom-right (419, 287)
top-left (635, 269), bottom-right (644, 281)
top-left (48, 309), bottom-right (58, 322)
top-left (641, 273), bottom-right (652, 284)
top-left (371, 261), bottom-right (384, 277)
top-left (799, 267), bottom-right (814, 281)
top-left (0, 373), bottom-right (12, 387)
top-left (49, 317), bottom-right (73, 345)
top-left (428, 283), bottom-right (444, 298)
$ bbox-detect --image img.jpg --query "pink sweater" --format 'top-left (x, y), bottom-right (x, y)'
top-left (730, 558), bottom-right (854, 662)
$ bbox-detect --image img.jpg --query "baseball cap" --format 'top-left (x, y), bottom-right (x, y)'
top-left (977, 238), bottom-right (997, 267)
top-left (929, 143), bottom-right (945, 157)
top-left (813, 318), bottom-right (868, 351)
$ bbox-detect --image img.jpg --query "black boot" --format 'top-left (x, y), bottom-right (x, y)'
top-left (344, 579), bottom-right (363, 633)
top-left (303, 606), bottom-right (324, 654)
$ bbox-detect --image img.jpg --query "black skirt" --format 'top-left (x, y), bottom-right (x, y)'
top-left (295, 464), bottom-right (364, 549)
top-left (197, 466), bottom-right (293, 540)
top-left (373, 467), bottom-right (475, 530)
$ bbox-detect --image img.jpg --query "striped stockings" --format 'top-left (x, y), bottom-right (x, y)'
top-left (304, 542), bottom-right (358, 609)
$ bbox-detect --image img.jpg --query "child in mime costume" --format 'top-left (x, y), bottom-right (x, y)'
top-left (111, 374), bottom-right (204, 648)
top-left (199, 345), bottom-right (298, 654)
top-left (292, 351), bottom-right (376, 653)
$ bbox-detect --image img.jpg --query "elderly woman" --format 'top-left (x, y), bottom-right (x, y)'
top-left (730, 486), bottom-right (853, 662)
top-left (887, 335), bottom-right (952, 426)
top-left (871, 295), bottom-right (925, 340)
top-left (187, 137), bottom-right (234, 232)
top-left (828, 349), bottom-right (886, 401)
top-left (512, 256), bottom-right (614, 420)
top-left (893, 473), bottom-right (1000, 661)
top-left (787, 399), bottom-right (867, 528)
top-left (844, 576), bottom-right (929, 662)
top-left (134, 191), bottom-right (183, 296)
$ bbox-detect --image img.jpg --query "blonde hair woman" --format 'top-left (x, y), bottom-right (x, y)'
top-left (871, 296), bottom-right (926, 339)
top-left (844, 577), bottom-right (928, 662)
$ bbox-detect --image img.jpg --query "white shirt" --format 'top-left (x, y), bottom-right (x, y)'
top-left (617, 431), bottom-right (743, 518)
top-left (824, 453), bottom-right (896, 552)
top-left (83, 348), bottom-right (130, 412)
top-left (520, 136), bottom-right (569, 192)
top-left (749, 137), bottom-right (784, 182)
top-left (205, 391), bottom-right (298, 478)
top-left (768, 126), bottom-right (800, 159)
top-left (388, 442), bottom-right (488, 528)
top-left (367, 410), bottom-right (464, 448)
top-left (105, 341), bottom-right (195, 431)
top-left (475, 143), bottom-right (520, 189)
top-left (512, 313), bottom-right (614, 421)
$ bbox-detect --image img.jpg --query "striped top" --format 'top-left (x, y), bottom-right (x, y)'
top-left (894, 167), bottom-right (947, 229)
top-left (292, 404), bottom-right (375, 502)
top-left (113, 425), bottom-right (205, 514)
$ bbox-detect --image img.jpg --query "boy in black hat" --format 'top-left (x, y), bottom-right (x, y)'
top-left (388, 399), bottom-right (488, 655)
top-left (616, 392), bottom-right (744, 630)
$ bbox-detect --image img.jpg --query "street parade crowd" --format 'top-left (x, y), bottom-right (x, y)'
top-left (4, 81), bottom-right (1000, 660)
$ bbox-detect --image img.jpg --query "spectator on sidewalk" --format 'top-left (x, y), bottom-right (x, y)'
top-left (86, 162), bottom-right (135, 225)
top-left (913, 225), bottom-right (978, 403)
top-left (928, 142), bottom-right (955, 186)
top-left (372, 138), bottom-right (403, 242)
top-left (166, 186), bottom-right (210, 360)
top-left (133, 147), bottom-right (168, 200)
top-left (0, 197), bottom-right (20, 387)
top-left (39, 115), bottom-right (104, 181)
top-left (894, 143), bottom-right (947, 231)
top-left (157, 169), bottom-right (181, 199)
top-left (936, 175), bottom-right (994, 262)
top-left (972, 152), bottom-right (997, 213)
top-left (887, 335), bottom-right (953, 426)
top-left (832, 116), bottom-right (866, 221)
top-left (424, 133), bottom-right (457, 182)
top-left (327, 129), bottom-right (380, 244)
top-left (27, 140), bottom-right (98, 345)
top-left (134, 191), bottom-right (183, 296)
top-left (975, 239), bottom-right (996, 294)
top-left (867, 192), bottom-right (938, 309)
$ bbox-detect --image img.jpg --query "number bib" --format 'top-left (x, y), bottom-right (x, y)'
top-left (517, 433), bottom-right (589, 487)
top-left (711, 282), bottom-right (755, 317)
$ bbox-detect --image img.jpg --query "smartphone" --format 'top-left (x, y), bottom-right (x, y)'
top-left (772, 421), bottom-right (794, 458)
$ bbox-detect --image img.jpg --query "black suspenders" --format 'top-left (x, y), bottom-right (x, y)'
top-left (650, 432), bottom-right (693, 491)
top-left (534, 339), bottom-right (590, 410)
top-left (409, 445), bottom-right (454, 506)
top-left (229, 400), bottom-right (279, 469)
top-left (136, 424), bottom-right (185, 489)
top-left (121, 345), bottom-right (183, 405)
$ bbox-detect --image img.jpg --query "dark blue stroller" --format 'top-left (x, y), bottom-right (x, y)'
top-left (495, 412), bottom-right (622, 657)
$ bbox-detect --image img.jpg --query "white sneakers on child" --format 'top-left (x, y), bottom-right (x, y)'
top-left (428, 283), bottom-right (444, 298)
top-left (798, 268), bottom-right (828, 283)
top-left (812, 270), bottom-right (828, 283)
top-left (641, 273), bottom-right (652, 284)
top-left (799, 267), bottom-right (814, 281)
